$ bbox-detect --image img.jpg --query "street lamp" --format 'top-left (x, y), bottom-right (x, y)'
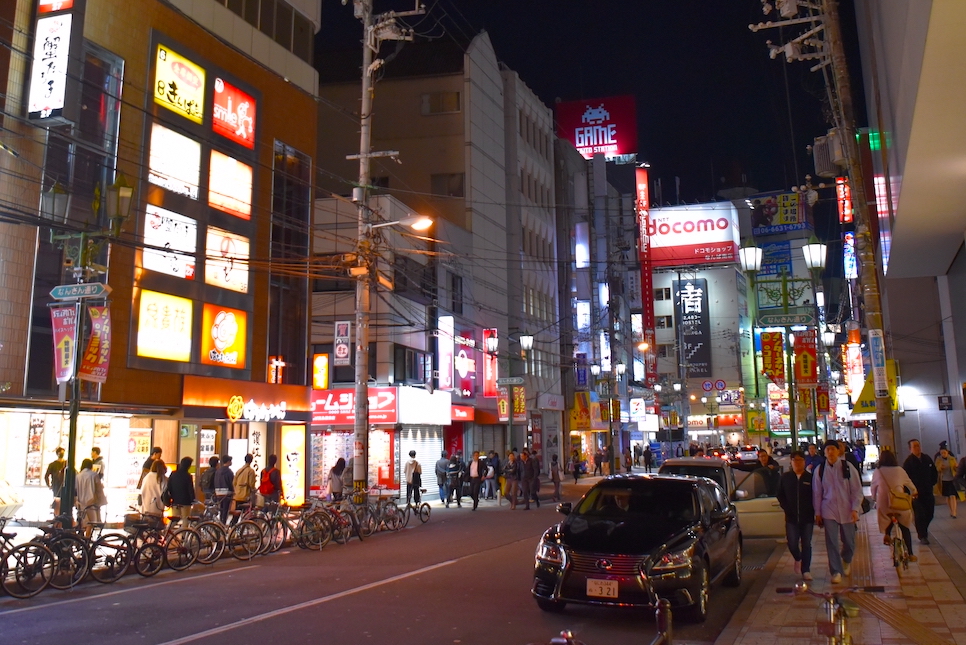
top-left (590, 364), bottom-right (601, 376)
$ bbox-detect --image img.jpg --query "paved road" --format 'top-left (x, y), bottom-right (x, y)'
top-left (0, 483), bottom-right (780, 645)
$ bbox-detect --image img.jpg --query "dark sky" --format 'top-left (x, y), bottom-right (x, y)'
top-left (317, 1), bottom-right (864, 203)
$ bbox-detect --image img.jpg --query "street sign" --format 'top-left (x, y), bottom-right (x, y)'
top-left (702, 380), bottom-right (713, 392)
top-left (496, 376), bottom-right (524, 386)
top-left (939, 395), bottom-right (953, 411)
top-left (50, 282), bottom-right (112, 300)
top-left (714, 379), bottom-right (726, 391)
top-left (757, 313), bottom-right (815, 326)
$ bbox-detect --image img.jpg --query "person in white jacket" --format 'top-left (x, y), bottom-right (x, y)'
top-left (140, 460), bottom-right (168, 518)
top-left (870, 448), bottom-right (918, 561)
top-left (404, 451), bottom-right (422, 505)
top-left (76, 458), bottom-right (107, 537)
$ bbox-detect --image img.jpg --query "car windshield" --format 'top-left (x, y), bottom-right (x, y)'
top-left (573, 480), bottom-right (697, 526)
top-left (660, 464), bottom-right (726, 490)
top-left (736, 469), bottom-right (776, 498)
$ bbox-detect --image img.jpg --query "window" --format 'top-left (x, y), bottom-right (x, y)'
top-left (431, 173), bottom-right (464, 198)
top-left (421, 92), bottom-right (461, 115)
top-left (658, 344), bottom-right (673, 358)
top-left (654, 287), bottom-right (672, 301)
top-left (448, 271), bottom-right (463, 315)
top-left (292, 11), bottom-right (312, 62)
top-left (393, 255), bottom-right (431, 305)
top-left (395, 345), bottom-right (432, 383)
top-left (274, 1), bottom-right (292, 49)
top-left (259, 0), bottom-right (275, 39)
top-left (656, 315), bottom-right (673, 329)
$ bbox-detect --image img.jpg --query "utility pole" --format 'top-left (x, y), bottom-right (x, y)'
top-left (348, 0), bottom-right (423, 493)
top-left (749, 0), bottom-right (896, 450)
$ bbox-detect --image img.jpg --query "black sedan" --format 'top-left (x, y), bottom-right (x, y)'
top-left (532, 474), bottom-right (742, 622)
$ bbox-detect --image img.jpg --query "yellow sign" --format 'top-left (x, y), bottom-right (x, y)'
top-left (312, 354), bottom-right (330, 390)
top-left (226, 395), bottom-right (244, 422)
top-left (136, 290), bottom-right (193, 361)
top-left (279, 425), bottom-right (305, 506)
top-left (154, 44), bottom-right (205, 124)
top-left (852, 360), bottom-right (898, 416)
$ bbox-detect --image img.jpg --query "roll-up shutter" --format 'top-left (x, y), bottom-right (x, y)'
top-left (398, 425), bottom-right (443, 496)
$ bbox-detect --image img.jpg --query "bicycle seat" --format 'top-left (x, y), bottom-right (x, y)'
top-left (188, 515), bottom-right (202, 521)
top-left (1, 531), bottom-right (16, 540)
top-left (88, 522), bottom-right (105, 529)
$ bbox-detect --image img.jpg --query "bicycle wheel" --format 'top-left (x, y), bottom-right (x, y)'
top-left (47, 534), bottom-right (90, 589)
top-left (383, 503), bottom-right (404, 532)
top-left (89, 533), bottom-right (132, 584)
top-left (227, 521), bottom-right (262, 560)
top-left (245, 517), bottom-right (273, 555)
top-left (134, 542), bottom-right (165, 577)
top-left (165, 528), bottom-right (201, 571)
top-left (2, 543), bottom-right (54, 598)
top-left (356, 507), bottom-right (376, 538)
top-left (194, 522), bottom-right (226, 564)
top-left (302, 511), bottom-right (333, 550)
top-left (267, 517), bottom-right (288, 552)
top-left (331, 515), bottom-right (351, 544)
top-left (399, 504), bottom-right (412, 529)
top-left (418, 503), bottom-right (431, 523)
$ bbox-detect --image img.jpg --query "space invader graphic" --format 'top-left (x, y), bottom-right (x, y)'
top-left (581, 104), bottom-right (610, 125)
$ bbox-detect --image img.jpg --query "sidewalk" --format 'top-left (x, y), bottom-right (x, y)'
top-left (715, 491), bottom-right (966, 645)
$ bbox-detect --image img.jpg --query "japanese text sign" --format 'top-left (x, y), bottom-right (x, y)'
top-left (794, 328), bottom-right (818, 387)
top-left (27, 14), bottom-right (73, 121)
top-left (136, 290), bottom-right (193, 362)
top-left (50, 306), bottom-right (76, 384)
top-left (760, 331), bottom-right (785, 389)
top-left (78, 305), bottom-right (111, 383)
top-left (154, 44), bottom-right (205, 124)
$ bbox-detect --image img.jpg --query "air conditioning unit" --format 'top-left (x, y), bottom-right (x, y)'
top-left (811, 129), bottom-right (847, 178)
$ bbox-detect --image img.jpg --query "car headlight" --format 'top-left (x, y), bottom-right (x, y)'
top-left (651, 545), bottom-right (695, 572)
top-left (535, 540), bottom-right (566, 566)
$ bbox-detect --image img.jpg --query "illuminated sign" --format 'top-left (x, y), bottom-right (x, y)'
top-left (208, 150), bottom-right (253, 220)
top-left (482, 328), bottom-right (498, 398)
top-left (836, 177), bottom-right (853, 224)
top-left (200, 303), bottom-right (247, 368)
top-left (437, 315), bottom-right (454, 390)
top-left (451, 405), bottom-right (474, 421)
top-left (148, 123), bottom-right (200, 199)
top-left (635, 166), bottom-right (657, 385)
top-left (312, 354), bottom-right (330, 390)
top-left (142, 205), bottom-right (196, 279)
top-left (750, 191), bottom-right (809, 236)
top-left (205, 227), bottom-right (250, 293)
top-left (760, 331), bottom-right (785, 389)
top-left (136, 290), bottom-right (193, 362)
top-left (555, 95), bottom-right (637, 160)
top-left (212, 77), bottom-right (256, 149)
top-left (27, 14), bottom-right (73, 121)
top-left (280, 425), bottom-right (305, 506)
top-left (153, 44), bottom-right (205, 124)
top-left (311, 387), bottom-right (398, 425)
top-left (38, 0), bottom-right (75, 12)
top-left (648, 204), bottom-right (740, 267)
top-left (843, 232), bottom-right (857, 280)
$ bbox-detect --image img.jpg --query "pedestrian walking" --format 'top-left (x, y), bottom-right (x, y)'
top-left (44, 447), bottom-right (67, 515)
top-left (531, 450), bottom-right (542, 500)
top-left (168, 457), bottom-right (196, 528)
top-left (854, 439), bottom-right (866, 473)
top-left (213, 455), bottom-right (234, 523)
top-left (488, 451), bottom-right (500, 495)
top-left (404, 450), bottom-right (423, 505)
top-left (259, 454), bottom-right (284, 505)
top-left (453, 452), bottom-right (467, 506)
top-left (623, 446), bottom-right (632, 473)
top-left (446, 455), bottom-right (463, 508)
top-left (870, 449), bottom-right (917, 560)
top-left (634, 443), bottom-right (642, 467)
top-left (812, 440), bottom-right (863, 584)
top-left (643, 446), bottom-right (653, 473)
top-left (233, 454), bottom-right (257, 509)
top-left (804, 443), bottom-right (823, 473)
top-left (520, 450), bottom-right (538, 510)
top-left (75, 459), bottom-right (106, 537)
top-left (776, 451), bottom-right (815, 580)
top-left (503, 453), bottom-right (520, 510)
top-left (483, 454), bottom-right (497, 500)
top-left (550, 454), bottom-right (562, 501)
top-left (903, 439), bottom-right (938, 544)
top-left (592, 449), bottom-right (603, 476)
top-left (936, 446), bottom-right (958, 519)
top-left (140, 459), bottom-right (168, 518)
top-left (466, 451), bottom-right (485, 510)
top-left (328, 457), bottom-right (346, 501)
top-left (435, 451), bottom-right (450, 503)
top-left (91, 446), bottom-right (106, 481)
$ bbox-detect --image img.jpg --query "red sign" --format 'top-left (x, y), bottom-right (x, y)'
top-left (497, 386), bottom-right (527, 422)
top-left (760, 331), bottom-right (785, 389)
top-left (311, 387), bottom-right (397, 424)
top-left (817, 383), bottom-right (830, 414)
top-left (212, 77), bottom-right (256, 149)
top-left (38, 0), bottom-right (74, 12)
top-left (649, 204), bottom-right (740, 267)
top-left (482, 328), bottom-right (498, 398)
top-left (454, 330), bottom-right (476, 398)
top-left (531, 413), bottom-right (543, 452)
top-left (451, 405), bottom-right (474, 421)
top-left (794, 329), bottom-right (818, 387)
top-left (636, 167), bottom-right (657, 386)
top-left (555, 95), bottom-right (637, 160)
top-left (50, 306), bottom-right (76, 384)
top-left (836, 177), bottom-right (853, 224)
top-left (78, 305), bottom-right (111, 383)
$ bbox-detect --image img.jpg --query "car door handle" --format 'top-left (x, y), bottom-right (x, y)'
top-left (771, 502), bottom-right (780, 507)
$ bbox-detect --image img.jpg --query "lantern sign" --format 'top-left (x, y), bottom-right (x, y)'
top-left (27, 0), bottom-right (86, 126)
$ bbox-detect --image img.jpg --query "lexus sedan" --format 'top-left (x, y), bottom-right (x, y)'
top-left (532, 474), bottom-right (742, 622)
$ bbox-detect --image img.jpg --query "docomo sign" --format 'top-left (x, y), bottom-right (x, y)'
top-left (648, 203), bottom-right (740, 267)
top-left (312, 387), bottom-right (398, 425)
top-left (555, 95), bottom-right (637, 160)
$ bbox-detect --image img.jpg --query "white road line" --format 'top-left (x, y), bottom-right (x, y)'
top-left (156, 558), bottom-right (461, 645)
top-left (0, 565), bottom-right (261, 616)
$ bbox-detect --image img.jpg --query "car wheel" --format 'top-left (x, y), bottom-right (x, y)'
top-left (535, 597), bottom-right (567, 613)
top-left (724, 539), bottom-right (742, 587)
top-left (684, 563), bottom-right (710, 623)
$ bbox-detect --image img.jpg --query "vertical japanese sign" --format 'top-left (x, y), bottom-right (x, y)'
top-left (760, 331), bottom-right (785, 389)
top-left (78, 305), bottom-right (111, 383)
top-left (497, 386), bottom-right (527, 422)
top-left (816, 383), bottom-right (830, 414)
top-left (673, 279), bottom-right (712, 377)
top-left (333, 321), bottom-right (351, 367)
top-left (836, 177), bottom-right (853, 224)
top-left (530, 413), bottom-right (543, 452)
top-left (497, 387), bottom-right (510, 422)
top-left (280, 425), bottom-right (305, 506)
top-left (868, 328), bottom-right (888, 398)
top-left (844, 343), bottom-right (864, 404)
top-left (575, 352), bottom-right (589, 391)
top-left (437, 315), bottom-right (454, 390)
top-left (482, 328), bottom-right (498, 397)
top-left (636, 167), bottom-right (657, 385)
top-left (794, 328), bottom-right (818, 387)
top-left (50, 306), bottom-right (76, 384)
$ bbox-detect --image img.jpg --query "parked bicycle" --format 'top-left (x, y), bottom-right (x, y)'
top-left (125, 511), bottom-right (201, 577)
top-left (0, 517), bottom-right (54, 599)
top-left (776, 581), bottom-right (884, 645)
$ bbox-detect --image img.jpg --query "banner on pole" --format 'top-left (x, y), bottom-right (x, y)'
top-left (79, 305), bottom-right (111, 383)
top-left (333, 320), bottom-right (351, 367)
top-left (817, 383), bottom-right (830, 414)
top-left (794, 328), bottom-right (818, 387)
top-left (50, 306), bottom-right (77, 384)
top-left (760, 331), bottom-right (785, 389)
top-left (636, 167), bottom-right (658, 386)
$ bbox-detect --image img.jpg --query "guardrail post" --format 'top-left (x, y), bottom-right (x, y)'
top-left (651, 597), bottom-right (673, 645)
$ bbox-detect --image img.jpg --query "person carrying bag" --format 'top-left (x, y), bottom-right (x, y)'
top-left (870, 448), bottom-right (918, 560)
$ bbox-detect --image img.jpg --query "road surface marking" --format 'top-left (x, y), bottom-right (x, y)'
top-left (156, 558), bottom-right (461, 644)
top-left (0, 565), bottom-right (260, 616)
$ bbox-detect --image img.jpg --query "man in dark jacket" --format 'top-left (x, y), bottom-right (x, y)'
top-left (904, 439), bottom-right (939, 544)
top-left (466, 451), bottom-right (486, 510)
top-left (776, 451), bottom-right (815, 580)
top-left (445, 456), bottom-right (462, 508)
top-left (214, 455), bottom-right (235, 523)
top-left (168, 457), bottom-right (196, 528)
top-left (435, 451), bottom-right (450, 504)
top-left (519, 450), bottom-right (539, 510)
top-left (737, 449), bottom-right (781, 496)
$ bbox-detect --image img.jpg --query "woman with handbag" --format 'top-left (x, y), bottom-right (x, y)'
top-left (936, 447), bottom-right (958, 518)
top-left (871, 449), bottom-right (918, 560)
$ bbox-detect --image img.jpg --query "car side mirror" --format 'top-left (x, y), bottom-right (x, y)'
top-left (735, 489), bottom-right (749, 500)
top-left (711, 509), bottom-right (732, 522)
top-left (556, 502), bottom-right (572, 515)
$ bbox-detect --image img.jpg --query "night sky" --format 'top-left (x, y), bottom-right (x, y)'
top-left (316, 0), bottom-right (865, 204)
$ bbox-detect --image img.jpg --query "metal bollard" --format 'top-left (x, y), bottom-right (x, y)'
top-left (650, 598), bottom-right (673, 645)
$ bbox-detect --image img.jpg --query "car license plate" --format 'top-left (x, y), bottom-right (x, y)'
top-left (586, 578), bottom-right (618, 598)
